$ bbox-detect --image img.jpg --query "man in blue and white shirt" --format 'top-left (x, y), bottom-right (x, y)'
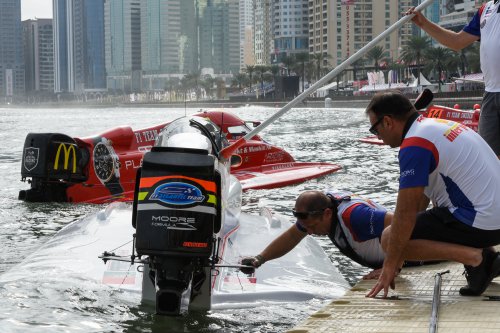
top-left (365, 90), bottom-right (500, 299)
top-left (242, 190), bottom-right (394, 278)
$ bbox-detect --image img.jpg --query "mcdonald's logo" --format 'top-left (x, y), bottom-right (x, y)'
top-left (54, 143), bottom-right (77, 173)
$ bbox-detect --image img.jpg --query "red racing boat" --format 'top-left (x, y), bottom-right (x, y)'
top-left (359, 103), bottom-right (481, 145)
top-left (19, 110), bottom-right (341, 204)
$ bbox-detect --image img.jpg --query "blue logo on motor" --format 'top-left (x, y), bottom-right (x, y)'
top-left (150, 182), bottom-right (205, 205)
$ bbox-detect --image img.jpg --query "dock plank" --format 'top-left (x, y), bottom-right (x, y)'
top-left (288, 261), bottom-right (500, 333)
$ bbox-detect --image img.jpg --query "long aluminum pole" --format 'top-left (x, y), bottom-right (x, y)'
top-left (221, 0), bottom-right (435, 158)
top-left (429, 270), bottom-right (450, 333)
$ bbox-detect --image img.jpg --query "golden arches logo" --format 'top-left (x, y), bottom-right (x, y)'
top-left (54, 143), bottom-right (77, 173)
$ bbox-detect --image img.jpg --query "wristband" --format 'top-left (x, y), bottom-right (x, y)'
top-left (255, 254), bottom-right (266, 267)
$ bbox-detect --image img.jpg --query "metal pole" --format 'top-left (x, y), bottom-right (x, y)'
top-left (429, 270), bottom-right (450, 333)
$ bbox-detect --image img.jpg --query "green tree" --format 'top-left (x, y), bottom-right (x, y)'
top-left (424, 46), bottom-right (454, 92)
top-left (184, 71), bottom-right (201, 100)
top-left (269, 65), bottom-right (280, 92)
top-left (463, 43), bottom-right (480, 74)
top-left (281, 55), bottom-right (295, 76)
top-left (294, 52), bottom-right (310, 92)
top-left (244, 65), bottom-right (255, 91)
top-left (310, 52), bottom-right (331, 81)
top-left (254, 65), bottom-right (269, 95)
top-left (400, 36), bottom-right (431, 86)
top-left (365, 45), bottom-right (385, 72)
top-left (231, 73), bottom-right (248, 91)
top-left (201, 75), bottom-right (215, 99)
top-left (351, 58), bottom-right (365, 82)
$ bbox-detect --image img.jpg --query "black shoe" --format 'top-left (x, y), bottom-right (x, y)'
top-left (459, 249), bottom-right (500, 296)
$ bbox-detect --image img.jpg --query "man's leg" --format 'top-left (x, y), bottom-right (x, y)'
top-left (478, 92), bottom-right (500, 158)
top-left (380, 227), bottom-right (482, 266)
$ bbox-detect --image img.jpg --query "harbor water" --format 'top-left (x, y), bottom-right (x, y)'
top-left (0, 105), bottom-right (401, 332)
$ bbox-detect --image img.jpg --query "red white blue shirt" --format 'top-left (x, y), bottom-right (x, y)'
top-left (399, 116), bottom-right (500, 230)
top-left (463, 1), bottom-right (500, 92)
top-left (296, 190), bottom-right (387, 267)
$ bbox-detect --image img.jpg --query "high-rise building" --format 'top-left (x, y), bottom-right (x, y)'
top-left (141, 0), bottom-right (198, 90)
top-left (104, 0), bottom-right (141, 93)
top-left (272, 0), bottom-right (309, 63)
top-left (198, 0), bottom-right (240, 74)
top-left (23, 19), bottom-right (54, 93)
top-left (53, 0), bottom-right (105, 93)
top-left (239, 0), bottom-right (255, 69)
top-left (308, 0), bottom-right (401, 81)
top-left (0, 0), bottom-right (24, 97)
top-left (254, 0), bottom-right (272, 65)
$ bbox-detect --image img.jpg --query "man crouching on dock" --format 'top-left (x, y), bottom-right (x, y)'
top-left (365, 90), bottom-right (500, 298)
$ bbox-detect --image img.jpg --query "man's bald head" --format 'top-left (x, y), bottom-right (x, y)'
top-left (296, 191), bottom-right (331, 211)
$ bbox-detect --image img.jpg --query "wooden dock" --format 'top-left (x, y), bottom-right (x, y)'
top-left (288, 261), bottom-right (500, 333)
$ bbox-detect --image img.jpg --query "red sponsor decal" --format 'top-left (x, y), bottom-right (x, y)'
top-left (183, 241), bottom-right (208, 248)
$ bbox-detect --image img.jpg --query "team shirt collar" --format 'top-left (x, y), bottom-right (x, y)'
top-left (402, 112), bottom-right (420, 140)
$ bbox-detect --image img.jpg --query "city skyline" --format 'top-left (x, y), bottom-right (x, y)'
top-left (21, 0), bottom-right (52, 20)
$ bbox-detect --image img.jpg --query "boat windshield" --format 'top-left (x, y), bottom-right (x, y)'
top-left (227, 124), bottom-right (252, 139)
top-left (155, 116), bottom-right (228, 154)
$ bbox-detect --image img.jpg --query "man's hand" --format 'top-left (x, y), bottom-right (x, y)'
top-left (405, 7), bottom-right (426, 28)
top-left (365, 266), bottom-right (398, 298)
top-left (240, 255), bottom-right (266, 274)
top-left (362, 268), bottom-right (382, 280)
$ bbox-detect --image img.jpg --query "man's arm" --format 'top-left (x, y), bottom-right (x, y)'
top-left (418, 193), bottom-right (430, 212)
top-left (408, 8), bottom-right (479, 51)
top-left (366, 186), bottom-right (425, 298)
top-left (258, 225), bottom-right (306, 262)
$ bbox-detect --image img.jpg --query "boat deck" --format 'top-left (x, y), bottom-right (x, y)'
top-left (288, 260), bottom-right (500, 333)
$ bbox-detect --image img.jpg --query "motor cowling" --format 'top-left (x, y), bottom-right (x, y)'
top-left (133, 145), bottom-right (221, 315)
top-left (19, 133), bottom-right (88, 202)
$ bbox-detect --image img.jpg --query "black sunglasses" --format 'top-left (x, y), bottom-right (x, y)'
top-left (369, 115), bottom-right (391, 136)
top-left (292, 208), bottom-right (327, 220)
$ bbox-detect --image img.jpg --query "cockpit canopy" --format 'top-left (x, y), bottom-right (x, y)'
top-left (155, 116), bottom-right (229, 155)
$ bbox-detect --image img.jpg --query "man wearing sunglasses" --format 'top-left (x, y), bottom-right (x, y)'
top-left (365, 90), bottom-right (500, 299)
top-left (241, 189), bottom-right (395, 279)
top-left (406, 2), bottom-right (500, 159)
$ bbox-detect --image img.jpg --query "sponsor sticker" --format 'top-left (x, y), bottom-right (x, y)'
top-left (23, 147), bottom-right (39, 171)
top-left (150, 182), bottom-right (205, 205)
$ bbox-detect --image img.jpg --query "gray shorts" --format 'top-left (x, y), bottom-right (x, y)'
top-left (478, 92), bottom-right (500, 156)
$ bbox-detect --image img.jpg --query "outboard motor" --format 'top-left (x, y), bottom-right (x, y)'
top-left (19, 133), bottom-right (88, 202)
top-left (132, 116), bottom-right (228, 315)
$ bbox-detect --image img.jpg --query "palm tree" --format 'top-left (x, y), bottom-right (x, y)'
top-left (184, 71), bottom-right (201, 100)
top-left (244, 65), bottom-right (255, 91)
top-left (294, 52), bottom-right (310, 92)
top-left (310, 52), bottom-right (331, 81)
top-left (254, 65), bottom-right (269, 95)
top-left (201, 75), bottom-right (215, 99)
top-left (400, 36), bottom-right (431, 86)
top-left (424, 46), bottom-right (454, 92)
top-left (281, 55), bottom-right (295, 76)
top-left (231, 73), bottom-right (247, 91)
top-left (463, 43), bottom-right (480, 73)
top-left (365, 45), bottom-right (385, 72)
top-left (352, 58), bottom-right (365, 82)
top-left (305, 62), bottom-right (315, 87)
top-left (269, 65), bottom-right (280, 93)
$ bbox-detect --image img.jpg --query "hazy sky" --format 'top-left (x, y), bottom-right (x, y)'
top-left (21, 0), bottom-right (52, 20)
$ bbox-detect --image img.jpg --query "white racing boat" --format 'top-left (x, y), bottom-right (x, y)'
top-left (2, 115), bottom-right (348, 315)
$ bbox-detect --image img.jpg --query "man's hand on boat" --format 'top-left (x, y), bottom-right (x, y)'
top-left (365, 265), bottom-right (398, 298)
top-left (240, 255), bottom-right (266, 275)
